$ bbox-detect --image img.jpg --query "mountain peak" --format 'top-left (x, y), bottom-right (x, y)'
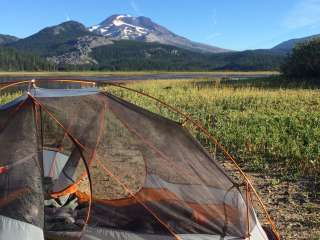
top-left (89, 14), bottom-right (229, 53)
top-left (7, 20), bottom-right (94, 57)
top-left (50, 21), bottom-right (89, 34)
top-left (89, 14), bottom-right (153, 39)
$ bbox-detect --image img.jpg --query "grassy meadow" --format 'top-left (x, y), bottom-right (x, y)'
top-left (105, 78), bottom-right (320, 180)
top-left (0, 76), bottom-right (319, 181)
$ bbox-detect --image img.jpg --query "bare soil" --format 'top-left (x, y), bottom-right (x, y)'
top-left (250, 173), bottom-right (320, 240)
top-left (221, 160), bottom-right (320, 240)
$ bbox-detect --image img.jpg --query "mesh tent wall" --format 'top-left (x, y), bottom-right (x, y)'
top-left (0, 81), bottom-right (279, 240)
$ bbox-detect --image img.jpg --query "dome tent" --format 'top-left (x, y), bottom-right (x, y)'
top-left (0, 80), bottom-right (279, 240)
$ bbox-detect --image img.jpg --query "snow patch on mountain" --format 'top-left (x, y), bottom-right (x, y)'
top-left (88, 14), bottom-right (229, 53)
top-left (89, 15), bottom-right (148, 39)
top-left (89, 25), bottom-right (100, 31)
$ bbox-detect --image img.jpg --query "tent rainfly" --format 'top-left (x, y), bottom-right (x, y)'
top-left (0, 80), bottom-right (280, 240)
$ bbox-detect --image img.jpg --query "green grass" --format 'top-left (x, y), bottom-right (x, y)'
top-left (105, 78), bottom-right (320, 179)
top-left (0, 91), bottom-right (23, 105)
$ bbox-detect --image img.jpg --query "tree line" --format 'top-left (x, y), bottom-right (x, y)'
top-left (0, 47), bottom-right (55, 71)
top-left (281, 38), bottom-right (320, 84)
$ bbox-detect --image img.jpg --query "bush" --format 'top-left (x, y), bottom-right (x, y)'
top-left (281, 38), bottom-right (320, 83)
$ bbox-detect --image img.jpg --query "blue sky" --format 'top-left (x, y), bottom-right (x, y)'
top-left (1, 0), bottom-right (320, 50)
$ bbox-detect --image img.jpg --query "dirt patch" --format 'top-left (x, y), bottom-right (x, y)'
top-left (250, 173), bottom-right (320, 240)
top-left (221, 159), bottom-right (320, 240)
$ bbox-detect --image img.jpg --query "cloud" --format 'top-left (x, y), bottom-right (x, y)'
top-left (130, 0), bottom-right (141, 15)
top-left (65, 13), bottom-right (71, 21)
top-left (205, 10), bottom-right (221, 41)
top-left (211, 9), bottom-right (218, 25)
top-left (283, 0), bottom-right (320, 29)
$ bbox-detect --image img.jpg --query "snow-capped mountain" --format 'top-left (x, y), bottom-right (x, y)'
top-left (89, 14), bottom-right (229, 53)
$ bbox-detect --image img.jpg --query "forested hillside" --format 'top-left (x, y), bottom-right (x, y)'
top-left (86, 41), bottom-right (285, 71)
top-left (0, 40), bottom-right (285, 71)
top-left (8, 21), bottom-right (92, 57)
top-left (2, 23), bottom-right (286, 72)
top-left (0, 47), bottom-right (55, 71)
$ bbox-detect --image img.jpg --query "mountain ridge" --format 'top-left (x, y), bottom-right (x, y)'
top-left (271, 34), bottom-right (320, 54)
top-left (1, 19), bottom-right (285, 70)
top-left (1, 14), bottom-right (319, 70)
top-left (7, 21), bottom-right (94, 57)
top-left (88, 14), bottom-right (229, 53)
top-left (0, 34), bottom-right (19, 45)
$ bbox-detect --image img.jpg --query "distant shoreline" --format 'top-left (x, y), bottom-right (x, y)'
top-left (0, 71), bottom-right (278, 83)
top-left (0, 70), bottom-right (279, 77)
